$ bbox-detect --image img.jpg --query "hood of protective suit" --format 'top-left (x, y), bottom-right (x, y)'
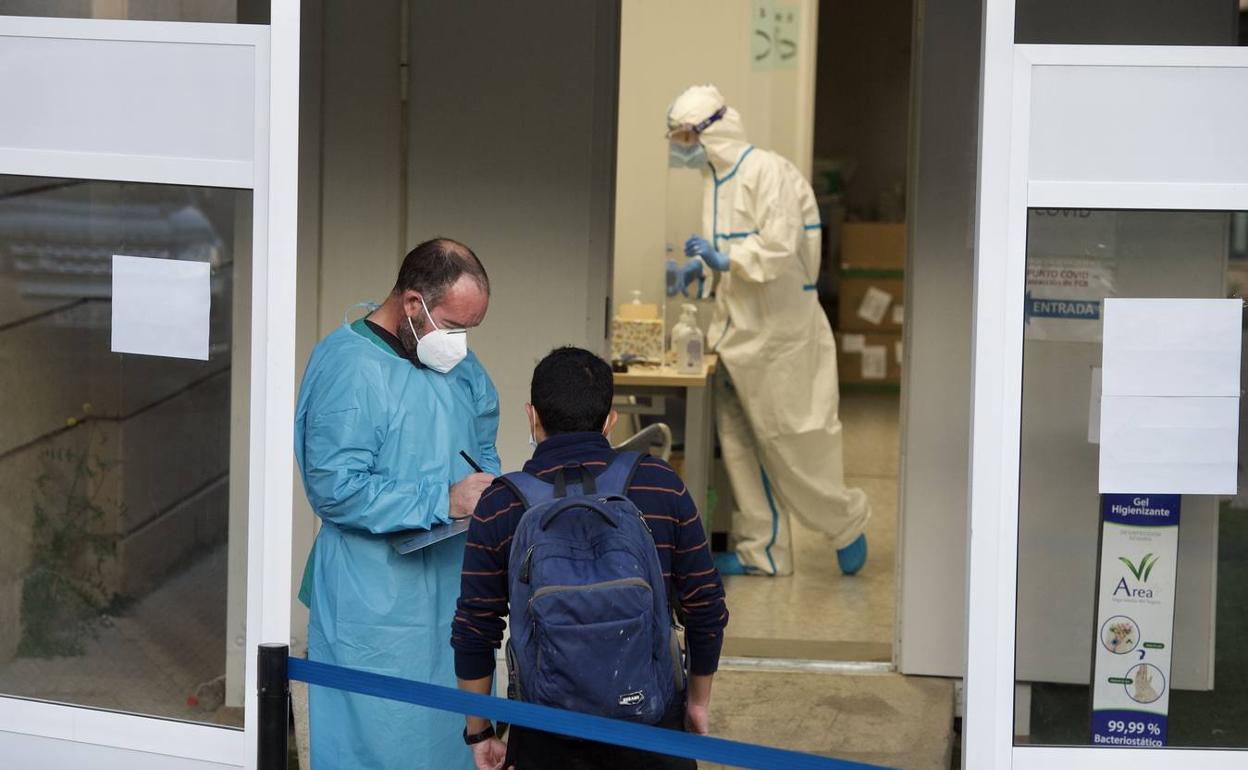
top-left (669, 84), bottom-right (751, 176)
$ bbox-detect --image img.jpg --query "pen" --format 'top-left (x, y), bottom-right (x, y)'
top-left (459, 450), bottom-right (484, 473)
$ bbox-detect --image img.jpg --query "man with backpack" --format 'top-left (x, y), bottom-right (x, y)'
top-left (452, 347), bottom-right (729, 770)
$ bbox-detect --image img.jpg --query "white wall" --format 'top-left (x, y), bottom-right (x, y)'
top-left (406, 0), bottom-right (620, 470)
top-left (612, 0), bottom-right (818, 315)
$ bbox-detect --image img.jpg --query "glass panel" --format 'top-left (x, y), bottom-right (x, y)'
top-left (1015, 208), bottom-right (1248, 750)
top-left (1014, 0), bottom-right (1242, 46)
top-left (0, 0), bottom-right (268, 24)
top-left (0, 176), bottom-right (249, 727)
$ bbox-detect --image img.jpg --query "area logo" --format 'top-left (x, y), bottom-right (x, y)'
top-left (1114, 553), bottom-right (1158, 598)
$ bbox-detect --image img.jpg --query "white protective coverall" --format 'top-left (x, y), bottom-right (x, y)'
top-left (669, 85), bottom-right (870, 575)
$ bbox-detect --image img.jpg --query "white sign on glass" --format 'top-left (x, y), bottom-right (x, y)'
top-left (111, 254), bottom-right (211, 361)
top-left (1098, 298), bottom-right (1241, 494)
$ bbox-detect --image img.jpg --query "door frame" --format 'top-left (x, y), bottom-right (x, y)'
top-left (965, 6), bottom-right (1248, 765)
top-left (0, 10), bottom-right (297, 769)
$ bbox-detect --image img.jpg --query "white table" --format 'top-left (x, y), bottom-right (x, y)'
top-left (613, 355), bottom-right (718, 524)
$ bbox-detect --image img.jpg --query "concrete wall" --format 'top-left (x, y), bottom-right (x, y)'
top-left (612, 0), bottom-right (818, 321)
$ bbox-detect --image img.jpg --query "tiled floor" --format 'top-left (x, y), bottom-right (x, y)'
top-left (720, 391), bottom-right (901, 661)
top-left (705, 667), bottom-right (954, 770)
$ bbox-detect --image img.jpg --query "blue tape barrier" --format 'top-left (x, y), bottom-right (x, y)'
top-left (288, 658), bottom-right (894, 770)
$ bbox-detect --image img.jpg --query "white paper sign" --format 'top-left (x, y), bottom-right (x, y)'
top-left (857, 286), bottom-right (892, 326)
top-left (1102, 298), bottom-right (1242, 398)
top-left (861, 345), bottom-right (887, 379)
top-left (840, 333), bottom-right (865, 353)
top-left (1099, 298), bottom-right (1242, 494)
top-left (1099, 396), bottom-right (1238, 494)
top-left (111, 255), bottom-right (211, 361)
top-left (891, 304), bottom-right (905, 326)
top-left (1091, 495), bottom-right (1179, 747)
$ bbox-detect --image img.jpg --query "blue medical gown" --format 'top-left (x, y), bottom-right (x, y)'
top-left (295, 322), bottom-right (500, 770)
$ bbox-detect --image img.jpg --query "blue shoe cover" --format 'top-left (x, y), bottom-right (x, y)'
top-left (713, 551), bottom-right (751, 576)
top-left (836, 534), bottom-right (868, 576)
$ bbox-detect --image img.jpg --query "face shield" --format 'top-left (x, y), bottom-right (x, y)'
top-left (665, 106), bottom-right (726, 170)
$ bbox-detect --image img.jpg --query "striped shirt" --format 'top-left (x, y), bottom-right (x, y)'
top-left (452, 432), bottom-right (728, 680)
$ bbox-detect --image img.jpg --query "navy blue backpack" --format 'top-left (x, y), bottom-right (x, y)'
top-left (500, 452), bottom-right (684, 724)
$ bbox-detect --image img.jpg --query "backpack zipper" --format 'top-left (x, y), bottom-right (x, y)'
top-left (528, 576), bottom-right (652, 608)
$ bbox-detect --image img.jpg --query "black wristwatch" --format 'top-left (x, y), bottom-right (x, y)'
top-left (463, 723), bottom-right (496, 745)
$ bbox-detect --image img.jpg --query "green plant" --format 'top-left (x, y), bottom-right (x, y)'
top-left (19, 414), bottom-right (122, 658)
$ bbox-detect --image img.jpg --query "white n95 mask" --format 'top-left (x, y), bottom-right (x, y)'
top-left (408, 297), bottom-right (468, 373)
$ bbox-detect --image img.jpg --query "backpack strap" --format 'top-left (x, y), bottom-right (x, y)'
top-left (552, 465), bottom-right (597, 498)
top-left (593, 451), bottom-right (645, 498)
top-left (497, 471), bottom-right (555, 510)
top-left (500, 452), bottom-right (643, 509)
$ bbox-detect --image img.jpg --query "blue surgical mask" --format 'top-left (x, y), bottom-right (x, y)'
top-left (669, 142), bottom-right (707, 169)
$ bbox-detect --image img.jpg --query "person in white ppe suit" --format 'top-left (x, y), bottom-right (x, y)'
top-left (666, 84), bottom-right (870, 577)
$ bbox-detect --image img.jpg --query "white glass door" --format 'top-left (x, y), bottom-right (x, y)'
top-left (0, 10), bottom-right (296, 770)
top-left (966, 21), bottom-right (1248, 770)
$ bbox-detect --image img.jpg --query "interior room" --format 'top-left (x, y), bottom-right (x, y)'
top-left (609, 0), bottom-right (914, 667)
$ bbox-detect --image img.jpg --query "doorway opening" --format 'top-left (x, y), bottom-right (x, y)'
top-left (610, 0), bottom-right (915, 668)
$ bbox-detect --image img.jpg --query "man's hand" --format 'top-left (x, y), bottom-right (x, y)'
top-left (471, 737), bottom-right (510, 770)
top-left (685, 672), bottom-right (713, 735)
top-left (685, 702), bottom-right (710, 735)
top-left (450, 472), bottom-right (495, 519)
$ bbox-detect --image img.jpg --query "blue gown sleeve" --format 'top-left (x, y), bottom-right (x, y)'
top-left (300, 374), bottom-right (450, 534)
top-left (473, 363), bottom-right (502, 475)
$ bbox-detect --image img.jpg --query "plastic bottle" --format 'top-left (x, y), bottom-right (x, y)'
top-left (670, 303), bottom-right (704, 375)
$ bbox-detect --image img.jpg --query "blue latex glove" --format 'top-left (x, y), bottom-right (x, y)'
top-left (666, 257), bottom-right (704, 297)
top-left (685, 235), bottom-right (729, 271)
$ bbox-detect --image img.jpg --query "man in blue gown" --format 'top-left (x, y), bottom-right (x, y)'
top-left (295, 238), bottom-right (500, 770)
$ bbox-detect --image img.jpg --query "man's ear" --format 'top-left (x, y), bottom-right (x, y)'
top-left (402, 290), bottom-right (423, 319)
top-left (525, 403), bottom-right (543, 436)
top-left (602, 408), bottom-right (619, 436)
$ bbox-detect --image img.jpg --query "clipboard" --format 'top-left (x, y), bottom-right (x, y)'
top-left (388, 518), bottom-right (471, 555)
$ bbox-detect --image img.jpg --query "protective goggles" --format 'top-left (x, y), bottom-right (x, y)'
top-left (665, 106), bottom-right (727, 144)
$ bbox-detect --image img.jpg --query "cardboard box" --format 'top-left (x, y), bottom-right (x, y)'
top-left (838, 274), bottom-right (905, 333)
top-left (837, 331), bottom-right (903, 385)
top-left (840, 222), bottom-right (906, 271)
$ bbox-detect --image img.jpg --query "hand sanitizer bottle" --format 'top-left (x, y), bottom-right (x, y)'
top-left (670, 303), bottom-right (704, 375)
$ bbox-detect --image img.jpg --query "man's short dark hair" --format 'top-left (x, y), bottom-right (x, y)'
top-left (531, 347), bottom-right (614, 435)
top-left (395, 237), bottom-right (490, 308)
